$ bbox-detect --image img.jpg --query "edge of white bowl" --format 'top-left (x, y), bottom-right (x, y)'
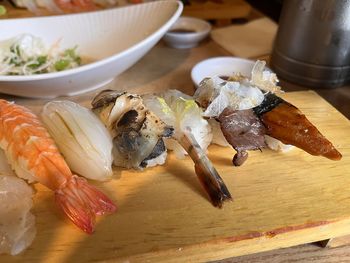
top-left (165, 16), bottom-right (211, 37)
top-left (191, 56), bottom-right (257, 87)
top-left (0, 0), bottom-right (183, 82)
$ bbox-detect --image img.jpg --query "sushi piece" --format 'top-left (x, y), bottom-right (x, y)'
top-left (253, 93), bottom-right (342, 160)
top-left (12, 0), bottom-right (120, 14)
top-left (0, 148), bottom-right (15, 176)
top-left (41, 100), bottom-right (114, 181)
top-left (195, 60), bottom-right (341, 165)
top-left (264, 135), bottom-right (293, 152)
top-left (0, 173), bottom-right (36, 255)
top-left (91, 90), bottom-right (174, 169)
top-left (194, 76), bottom-right (265, 118)
top-left (142, 90), bottom-right (232, 207)
top-left (207, 118), bottom-right (230, 147)
top-left (194, 71), bottom-right (268, 166)
top-left (0, 99), bottom-right (116, 234)
top-left (53, 0), bottom-right (97, 13)
top-left (218, 107), bottom-right (266, 166)
top-left (143, 90), bottom-right (212, 159)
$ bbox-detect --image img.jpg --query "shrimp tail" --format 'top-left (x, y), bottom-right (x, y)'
top-left (178, 129), bottom-right (232, 208)
top-left (55, 175), bottom-right (116, 234)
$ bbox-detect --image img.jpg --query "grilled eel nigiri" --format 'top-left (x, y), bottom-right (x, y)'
top-left (253, 93), bottom-right (342, 161)
top-left (218, 93), bottom-right (342, 166)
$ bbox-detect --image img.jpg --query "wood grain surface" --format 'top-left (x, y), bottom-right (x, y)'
top-left (182, 0), bottom-right (251, 21)
top-left (0, 88), bottom-right (349, 263)
top-left (216, 242), bottom-right (350, 263)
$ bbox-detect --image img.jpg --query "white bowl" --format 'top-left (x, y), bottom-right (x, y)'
top-left (0, 0), bottom-right (183, 98)
top-left (163, 16), bottom-right (211, 49)
top-left (191, 57), bottom-right (258, 88)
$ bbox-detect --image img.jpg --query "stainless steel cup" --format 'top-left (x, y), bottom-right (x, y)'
top-left (271, 0), bottom-right (350, 88)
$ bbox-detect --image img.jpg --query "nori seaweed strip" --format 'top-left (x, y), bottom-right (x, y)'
top-left (253, 93), bottom-right (284, 117)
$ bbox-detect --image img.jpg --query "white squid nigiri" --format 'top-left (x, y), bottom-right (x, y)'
top-left (41, 100), bottom-right (113, 181)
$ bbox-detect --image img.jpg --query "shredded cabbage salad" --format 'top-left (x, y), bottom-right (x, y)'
top-left (0, 34), bottom-right (81, 76)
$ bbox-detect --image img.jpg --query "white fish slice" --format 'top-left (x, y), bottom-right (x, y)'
top-left (0, 172), bottom-right (36, 255)
top-left (143, 90), bottom-right (212, 159)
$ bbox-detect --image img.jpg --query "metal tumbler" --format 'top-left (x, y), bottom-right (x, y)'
top-left (271, 0), bottom-right (350, 88)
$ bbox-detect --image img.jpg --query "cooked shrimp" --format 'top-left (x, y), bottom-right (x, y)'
top-left (178, 128), bottom-right (232, 208)
top-left (54, 0), bottom-right (96, 12)
top-left (0, 99), bottom-right (116, 234)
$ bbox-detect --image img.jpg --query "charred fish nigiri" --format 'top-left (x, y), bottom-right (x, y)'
top-left (92, 90), bottom-right (174, 169)
top-left (0, 99), bottom-right (116, 234)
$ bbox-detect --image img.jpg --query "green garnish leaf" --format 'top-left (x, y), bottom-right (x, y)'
top-left (54, 59), bottom-right (70, 71)
top-left (16, 46), bottom-right (21, 56)
top-left (37, 55), bottom-right (47, 64)
top-left (64, 47), bottom-right (81, 65)
top-left (9, 57), bottom-right (21, 66)
top-left (10, 45), bottom-right (21, 56)
top-left (28, 56), bottom-right (47, 69)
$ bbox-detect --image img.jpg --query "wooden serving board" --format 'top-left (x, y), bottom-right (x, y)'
top-left (1, 90), bottom-right (350, 262)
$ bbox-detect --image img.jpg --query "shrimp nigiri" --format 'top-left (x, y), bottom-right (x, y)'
top-left (0, 99), bottom-right (116, 234)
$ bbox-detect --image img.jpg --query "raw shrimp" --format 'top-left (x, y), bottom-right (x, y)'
top-left (142, 91), bottom-right (232, 207)
top-left (0, 99), bottom-right (116, 234)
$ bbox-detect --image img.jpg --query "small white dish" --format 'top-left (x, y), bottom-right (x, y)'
top-left (0, 0), bottom-right (183, 98)
top-left (191, 57), bottom-right (259, 87)
top-left (163, 16), bottom-right (211, 49)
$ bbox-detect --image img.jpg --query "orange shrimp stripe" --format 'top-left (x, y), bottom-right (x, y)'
top-left (0, 100), bottom-right (71, 190)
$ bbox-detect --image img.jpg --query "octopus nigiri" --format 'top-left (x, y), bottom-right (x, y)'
top-left (0, 99), bottom-right (116, 234)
